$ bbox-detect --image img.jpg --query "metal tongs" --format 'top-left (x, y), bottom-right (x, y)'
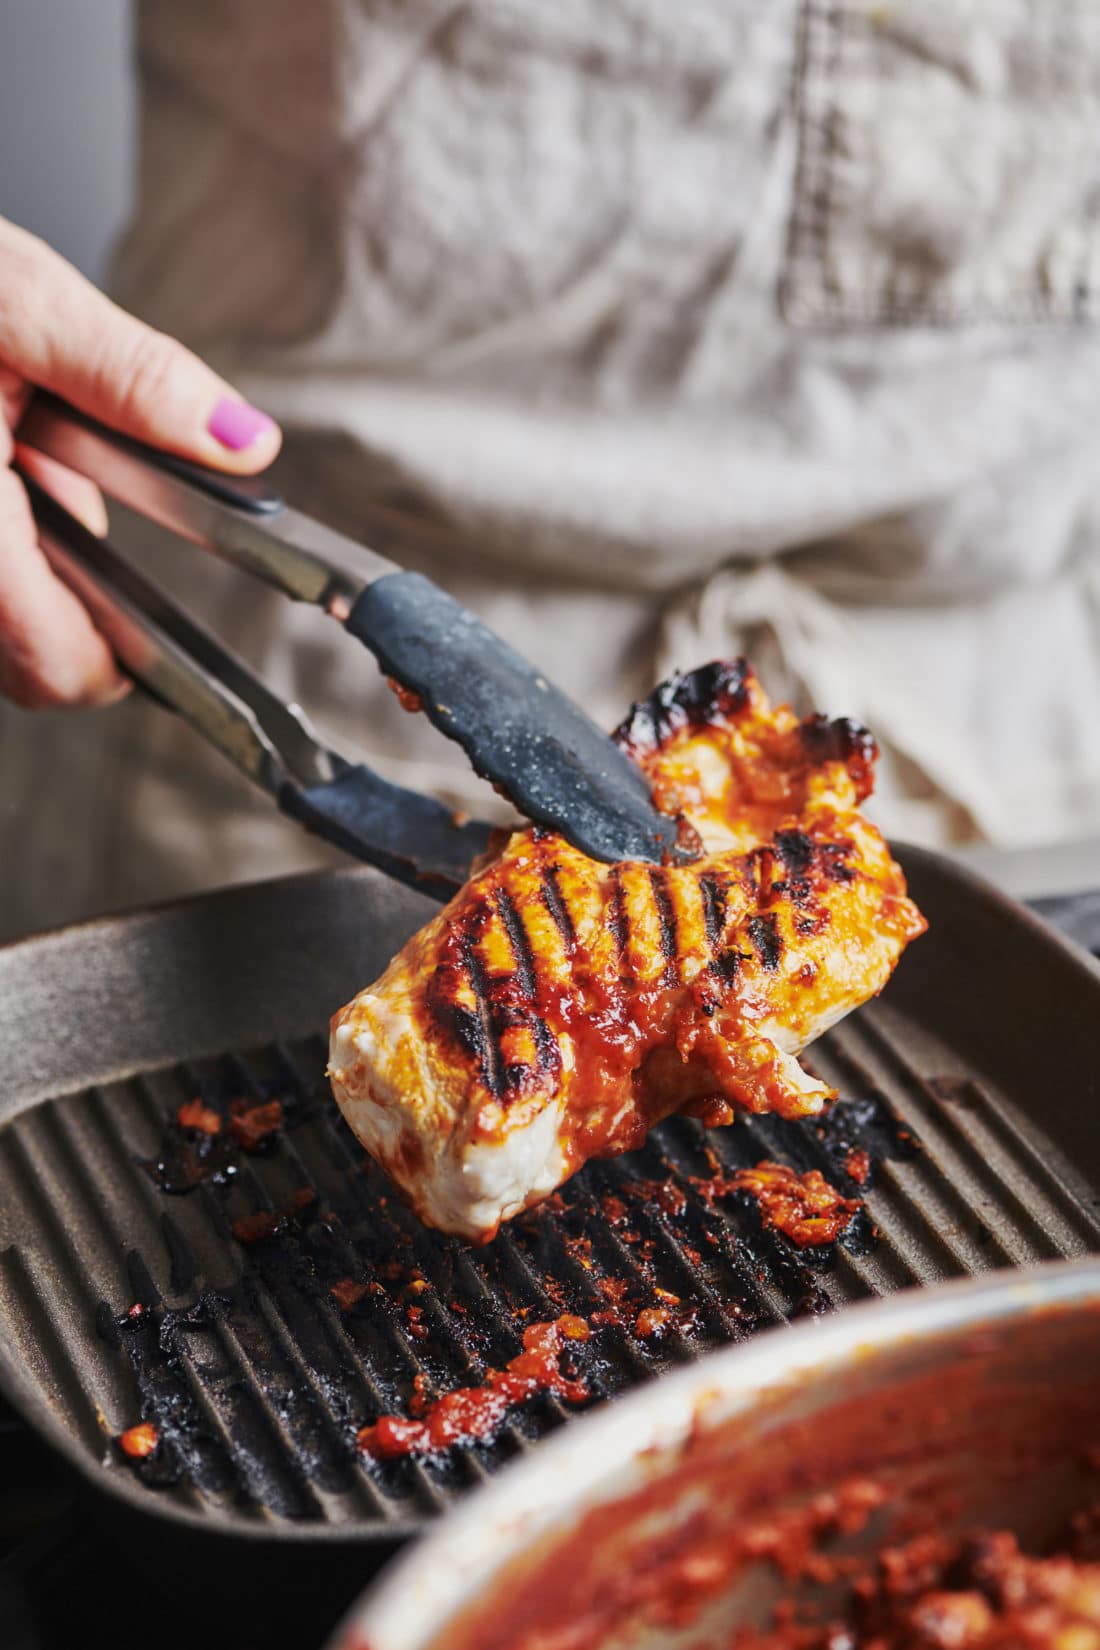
top-left (17, 393), bottom-right (688, 899)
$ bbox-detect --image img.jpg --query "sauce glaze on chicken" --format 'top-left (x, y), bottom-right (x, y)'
top-left (328, 661), bottom-right (925, 1241)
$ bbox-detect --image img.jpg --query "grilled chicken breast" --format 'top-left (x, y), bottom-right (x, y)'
top-left (329, 661), bottom-right (926, 1241)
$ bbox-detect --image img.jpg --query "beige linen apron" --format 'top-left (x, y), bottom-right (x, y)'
top-left (35, 0), bottom-right (1100, 920)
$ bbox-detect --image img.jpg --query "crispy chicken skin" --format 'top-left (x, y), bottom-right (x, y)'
top-left (329, 662), bottom-right (926, 1241)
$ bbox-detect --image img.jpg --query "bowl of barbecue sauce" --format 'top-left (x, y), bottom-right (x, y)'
top-left (332, 1260), bottom-right (1100, 1650)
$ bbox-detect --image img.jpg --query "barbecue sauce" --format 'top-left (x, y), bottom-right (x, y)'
top-left (330, 1278), bottom-right (369, 1311)
top-left (228, 1098), bottom-right (284, 1149)
top-left (146, 1089), bottom-right (290, 1192)
top-left (118, 1421), bottom-right (159, 1460)
top-left (176, 1099), bottom-right (221, 1135)
top-left (386, 676), bottom-right (424, 715)
top-left (356, 1315), bottom-right (590, 1460)
top-left (717, 1161), bottom-right (862, 1249)
top-left (353, 1159), bottom-right (857, 1458)
top-left (231, 1187), bottom-right (316, 1245)
top-left (722, 1531), bottom-right (1100, 1650)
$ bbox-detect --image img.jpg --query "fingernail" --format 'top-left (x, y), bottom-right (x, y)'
top-left (207, 397), bottom-right (278, 451)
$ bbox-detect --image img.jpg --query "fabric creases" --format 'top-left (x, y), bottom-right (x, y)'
top-left (785, 0), bottom-right (1100, 324)
top-left (92, 0), bottom-right (1100, 917)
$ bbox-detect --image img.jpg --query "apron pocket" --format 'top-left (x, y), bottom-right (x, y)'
top-left (783, 0), bottom-right (1100, 325)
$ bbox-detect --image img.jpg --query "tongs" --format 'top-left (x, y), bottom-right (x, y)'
top-left (17, 393), bottom-right (688, 900)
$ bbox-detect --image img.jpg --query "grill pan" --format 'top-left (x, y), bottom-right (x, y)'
top-left (1, 847), bottom-right (1099, 1559)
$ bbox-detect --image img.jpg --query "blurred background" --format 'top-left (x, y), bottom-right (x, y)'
top-left (3, 1), bottom-right (1100, 946)
top-left (0, 2), bottom-right (133, 285)
top-left (0, 2), bottom-right (141, 943)
top-left (1, 15), bottom-right (1099, 1650)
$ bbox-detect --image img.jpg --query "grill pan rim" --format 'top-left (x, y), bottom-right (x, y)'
top-left (0, 864), bottom-right (438, 1118)
top-left (1, 846), bottom-right (1099, 1545)
top-left (0, 1342), bottom-right (429, 1545)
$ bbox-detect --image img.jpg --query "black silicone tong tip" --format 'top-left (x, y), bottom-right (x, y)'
top-left (346, 572), bottom-right (692, 866)
top-left (280, 763), bottom-right (493, 900)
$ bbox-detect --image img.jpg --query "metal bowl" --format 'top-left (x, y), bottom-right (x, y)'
top-left (329, 1259), bottom-right (1100, 1650)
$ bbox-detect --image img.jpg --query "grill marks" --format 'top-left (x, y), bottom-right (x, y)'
top-left (774, 829), bottom-right (813, 878)
top-left (425, 920), bottom-right (493, 1082)
top-left (431, 822), bottom-right (844, 1105)
top-left (433, 881), bottom-right (568, 1104)
top-left (607, 867), bottom-right (630, 968)
top-left (495, 889), bottom-right (561, 1089)
top-left (541, 865), bottom-right (576, 953)
top-left (699, 873), bottom-right (744, 986)
top-left (427, 897), bottom-right (514, 1101)
top-left (700, 875), bottom-right (727, 948)
top-left (745, 831), bottom-right (858, 974)
top-left (648, 869), bottom-right (680, 985)
top-left (495, 889), bottom-right (537, 1000)
top-left (460, 928), bottom-right (507, 1101)
top-left (754, 832), bottom-right (855, 949)
top-left (712, 947), bottom-right (744, 986)
top-left (748, 913), bottom-right (783, 972)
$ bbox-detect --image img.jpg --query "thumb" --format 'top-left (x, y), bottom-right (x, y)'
top-left (0, 221), bottom-right (281, 473)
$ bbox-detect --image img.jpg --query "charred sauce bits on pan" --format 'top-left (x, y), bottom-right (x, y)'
top-left (351, 1162), bottom-right (862, 1462)
top-left (104, 1039), bottom-right (911, 1477)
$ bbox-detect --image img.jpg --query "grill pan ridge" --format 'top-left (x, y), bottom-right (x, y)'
top-left (1, 849), bottom-right (1099, 1545)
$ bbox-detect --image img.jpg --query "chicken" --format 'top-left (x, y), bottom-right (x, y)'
top-left (328, 661), bottom-right (926, 1242)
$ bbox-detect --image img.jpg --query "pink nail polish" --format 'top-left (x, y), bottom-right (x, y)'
top-left (207, 397), bottom-right (277, 451)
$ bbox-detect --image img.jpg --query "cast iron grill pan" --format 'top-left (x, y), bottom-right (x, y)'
top-left (1, 850), bottom-right (1099, 1544)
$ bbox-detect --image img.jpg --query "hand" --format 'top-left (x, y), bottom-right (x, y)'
top-left (0, 217), bottom-right (282, 708)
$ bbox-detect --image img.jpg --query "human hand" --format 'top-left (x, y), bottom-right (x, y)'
top-left (0, 217), bottom-right (281, 708)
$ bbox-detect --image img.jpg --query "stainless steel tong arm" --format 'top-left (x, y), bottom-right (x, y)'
top-left (23, 471), bottom-right (336, 794)
top-left (18, 392), bottom-right (397, 614)
top-left (21, 471), bottom-right (493, 897)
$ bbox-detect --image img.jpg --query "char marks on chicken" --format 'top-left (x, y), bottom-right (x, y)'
top-left (328, 661), bottom-right (926, 1241)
